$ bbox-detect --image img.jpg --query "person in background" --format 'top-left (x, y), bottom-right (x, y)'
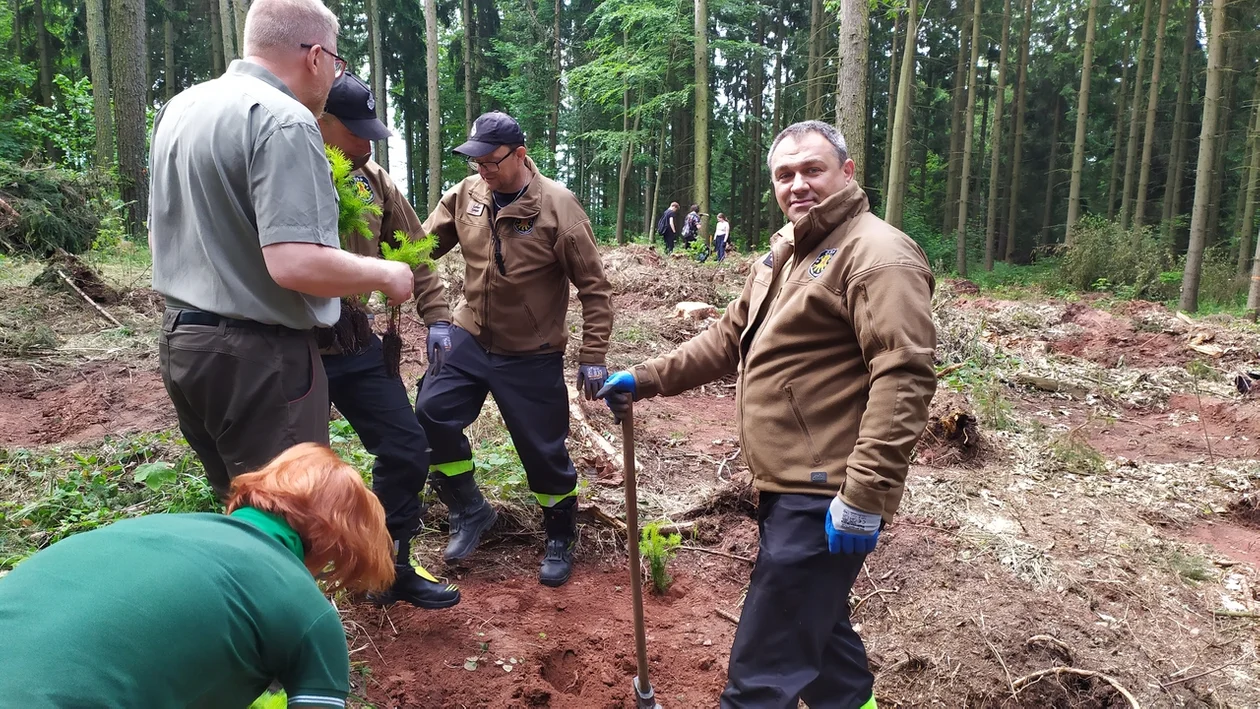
top-left (0, 444), bottom-right (396, 709)
top-left (149, 0), bottom-right (414, 501)
top-left (316, 71), bottom-right (459, 610)
top-left (598, 120), bottom-right (937, 709)
top-left (714, 213), bottom-right (731, 262)
top-left (681, 203), bottom-right (701, 248)
top-left (657, 201), bottom-right (680, 254)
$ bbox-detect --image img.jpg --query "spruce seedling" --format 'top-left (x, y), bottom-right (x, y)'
top-left (379, 231), bottom-right (437, 378)
top-left (640, 521), bottom-right (682, 595)
top-left (325, 145), bottom-right (381, 352)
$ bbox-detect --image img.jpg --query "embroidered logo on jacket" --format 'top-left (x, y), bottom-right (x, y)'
top-left (350, 175), bottom-right (375, 203)
top-left (513, 218), bottom-right (536, 235)
top-left (762, 252), bottom-right (774, 267)
top-left (809, 249), bottom-right (837, 278)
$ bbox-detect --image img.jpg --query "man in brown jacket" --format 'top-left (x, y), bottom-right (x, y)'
top-left (598, 120), bottom-right (937, 709)
top-left (415, 112), bottom-right (614, 587)
top-left (316, 72), bottom-right (459, 610)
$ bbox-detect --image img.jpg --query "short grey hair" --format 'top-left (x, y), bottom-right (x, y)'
top-left (767, 121), bottom-right (849, 170)
top-left (244, 0), bottom-right (339, 55)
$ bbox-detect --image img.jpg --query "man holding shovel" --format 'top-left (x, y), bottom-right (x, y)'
top-left (599, 120), bottom-right (937, 709)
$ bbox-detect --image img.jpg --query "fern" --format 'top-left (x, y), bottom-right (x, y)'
top-left (380, 230), bottom-right (437, 272)
top-left (326, 145), bottom-right (380, 247)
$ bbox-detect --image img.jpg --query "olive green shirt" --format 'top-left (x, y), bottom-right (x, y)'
top-left (149, 60), bottom-right (342, 329)
top-left (0, 509), bottom-right (350, 708)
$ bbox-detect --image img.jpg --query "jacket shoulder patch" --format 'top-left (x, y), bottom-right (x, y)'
top-left (762, 252), bottom-right (774, 267)
top-left (809, 249), bottom-right (837, 278)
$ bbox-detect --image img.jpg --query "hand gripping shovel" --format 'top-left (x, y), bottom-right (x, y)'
top-left (621, 404), bottom-right (662, 709)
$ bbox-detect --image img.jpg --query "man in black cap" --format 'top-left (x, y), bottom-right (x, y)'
top-left (316, 72), bottom-right (459, 609)
top-left (413, 111), bottom-right (614, 587)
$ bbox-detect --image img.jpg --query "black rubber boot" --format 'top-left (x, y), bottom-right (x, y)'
top-left (430, 471), bottom-right (498, 562)
top-left (539, 497), bottom-right (577, 587)
top-left (368, 539), bottom-right (461, 609)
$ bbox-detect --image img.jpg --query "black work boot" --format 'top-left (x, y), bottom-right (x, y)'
top-left (430, 472), bottom-right (498, 562)
top-left (368, 539), bottom-right (461, 609)
top-left (539, 497), bottom-right (577, 587)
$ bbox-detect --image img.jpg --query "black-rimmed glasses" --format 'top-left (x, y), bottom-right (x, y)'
top-left (467, 148), bottom-right (519, 174)
top-left (299, 43), bottom-right (347, 78)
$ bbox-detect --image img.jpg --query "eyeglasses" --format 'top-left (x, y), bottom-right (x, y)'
top-left (467, 147), bottom-right (519, 174)
top-left (299, 43), bottom-right (347, 78)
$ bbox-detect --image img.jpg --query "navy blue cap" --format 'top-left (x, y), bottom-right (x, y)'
top-left (324, 72), bottom-right (391, 141)
top-left (454, 112), bottom-right (527, 157)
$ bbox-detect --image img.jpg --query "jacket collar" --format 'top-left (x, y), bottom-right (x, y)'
top-left (226, 59), bottom-right (300, 103)
top-left (789, 179), bottom-right (870, 254)
top-left (469, 156), bottom-right (543, 219)
top-left (230, 506), bottom-right (305, 562)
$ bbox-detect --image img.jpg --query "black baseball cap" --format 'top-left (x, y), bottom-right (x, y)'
top-left (454, 112), bottom-right (527, 157)
top-left (324, 72), bottom-right (391, 141)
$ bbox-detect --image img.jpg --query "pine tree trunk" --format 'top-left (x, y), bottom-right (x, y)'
top-left (548, 0), bottom-right (560, 165)
top-left (837, 0), bottom-right (868, 183)
top-left (1237, 84), bottom-right (1260, 276)
top-left (219, 0), bottom-right (236, 61)
top-left (882, 13), bottom-right (899, 206)
top-left (944, 0), bottom-right (972, 237)
top-left (643, 161), bottom-right (651, 237)
top-left (208, 0), bottom-right (225, 74)
top-left (10, 0), bottom-right (18, 59)
top-left (1119, 0), bottom-right (1154, 229)
top-left (33, 0), bottom-right (52, 106)
top-left (956, 0), bottom-right (982, 276)
top-left (806, 0), bottom-right (822, 118)
top-left (1041, 96), bottom-right (1062, 247)
top-left (769, 6), bottom-right (785, 231)
top-left (367, 0), bottom-right (389, 169)
top-left (232, 0), bottom-right (246, 55)
top-left (1205, 35), bottom-right (1236, 248)
top-left (885, 0), bottom-right (916, 229)
top-left (1179, 0), bottom-right (1227, 313)
top-left (1162, 0), bottom-right (1197, 235)
top-left (984, 0), bottom-right (1013, 270)
top-left (164, 10), bottom-right (177, 100)
top-left (86, 0), bottom-right (115, 167)
top-left (976, 56), bottom-right (992, 207)
top-left (1005, 0), bottom-right (1033, 262)
top-left (110, 0), bottom-right (149, 239)
top-left (462, 0), bottom-right (475, 130)
top-left (694, 0), bottom-right (710, 248)
top-left (650, 116), bottom-right (667, 243)
top-left (1106, 49), bottom-right (1130, 221)
top-left (750, 18), bottom-right (765, 246)
top-left (425, 0), bottom-right (441, 213)
top-left (1133, 0), bottom-right (1171, 229)
top-left (406, 109), bottom-right (418, 208)
top-left (1247, 221), bottom-right (1260, 312)
top-left (1065, 0), bottom-right (1099, 244)
top-left (615, 83), bottom-right (636, 245)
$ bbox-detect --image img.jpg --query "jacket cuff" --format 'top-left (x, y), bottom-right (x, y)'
top-left (631, 362), bottom-right (661, 399)
top-left (419, 304), bottom-right (452, 327)
top-left (839, 477), bottom-right (886, 518)
top-left (578, 347), bottom-right (607, 366)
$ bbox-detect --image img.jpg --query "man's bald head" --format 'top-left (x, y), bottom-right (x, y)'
top-left (243, 0), bottom-right (339, 57)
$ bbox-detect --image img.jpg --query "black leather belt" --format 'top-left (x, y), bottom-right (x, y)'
top-left (173, 310), bottom-right (306, 335)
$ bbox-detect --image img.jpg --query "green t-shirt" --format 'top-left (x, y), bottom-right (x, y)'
top-left (0, 509), bottom-right (350, 708)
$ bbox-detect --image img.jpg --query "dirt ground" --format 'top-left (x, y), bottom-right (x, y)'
top-left (2, 252), bottom-right (1259, 708)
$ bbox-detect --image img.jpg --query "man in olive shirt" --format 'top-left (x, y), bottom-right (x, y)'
top-left (149, 0), bottom-right (413, 499)
top-left (315, 72), bottom-right (459, 610)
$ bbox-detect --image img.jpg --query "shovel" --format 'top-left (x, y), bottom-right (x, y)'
top-left (621, 404), bottom-right (662, 709)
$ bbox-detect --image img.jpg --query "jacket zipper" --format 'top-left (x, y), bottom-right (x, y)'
top-left (483, 207), bottom-right (496, 350)
top-left (785, 384), bottom-right (822, 465)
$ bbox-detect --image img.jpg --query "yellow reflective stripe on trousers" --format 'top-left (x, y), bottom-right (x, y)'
top-left (534, 490), bottom-right (577, 507)
top-left (430, 459), bottom-right (475, 476)
top-left (857, 695), bottom-right (877, 709)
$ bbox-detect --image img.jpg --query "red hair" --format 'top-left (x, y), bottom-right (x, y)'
top-left (226, 443), bottom-right (395, 592)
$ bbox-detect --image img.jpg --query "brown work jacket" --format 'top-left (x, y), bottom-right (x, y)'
top-left (422, 157), bottom-right (613, 364)
top-left (630, 180), bottom-right (937, 521)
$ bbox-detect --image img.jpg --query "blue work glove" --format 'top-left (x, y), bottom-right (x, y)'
top-left (577, 364), bottom-right (609, 401)
top-left (595, 371), bottom-right (637, 423)
top-left (825, 496), bottom-right (881, 555)
top-left (426, 321), bottom-right (452, 373)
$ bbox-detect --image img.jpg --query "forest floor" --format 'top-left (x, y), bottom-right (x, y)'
top-left (1, 243), bottom-right (1258, 708)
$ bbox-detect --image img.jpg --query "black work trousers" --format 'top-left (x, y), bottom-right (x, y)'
top-left (720, 492), bottom-right (875, 709)
top-left (323, 334), bottom-right (429, 541)
top-left (413, 326), bottom-right (577, 504)
top-left (662, 230), bottom-right (676, 254)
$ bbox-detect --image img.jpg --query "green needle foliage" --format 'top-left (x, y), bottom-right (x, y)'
top-left (380, 231), bottom-right (437, 272)
top-left (640, 521), bottom-right (682, 595)
top-left (326, 146), bottom-right (380, 248)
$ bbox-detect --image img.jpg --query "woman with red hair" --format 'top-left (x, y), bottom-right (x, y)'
top-left (0, 443), bottom-right (396, 708)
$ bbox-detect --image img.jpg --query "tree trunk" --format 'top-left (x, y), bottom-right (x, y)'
top-left (650, 116), bottom-right (667, 243)
top-left (367, 0), bottom-right (389, 169)
top-left (1247, 221), bottom-right (1260, 312)
top-left (806, 0), bottom-right (822, 118)
top-left (219, 0), bottom-right (236, 61)
top-left (1205, 35), bottom-right (1236, 248)
top-left (944, 0), bottom-right (972, 237)
top-left (694, 0), bottom-right (710, 248)
top-left (1005, 0), bottom-right (1034, 262)
top-left (769, 7), bottom-right (785, 230)
top-left (750, 18), bottom-right (765, 245)
top-left (643, 160), bottom-right (651, 237)
top-left (615, 84), bottom-right (637, 245)
top-left (1119, 0), bottom-right (1154, 229)
top-left (1162, 0), bottom-right (1197, 235)
top-left (882, 13), bottom-right (900, 206)
top-left (405, 108), bottom-right (417, 208)
top-left (1040, 96), bottom-right (1062, 247)
top-left (837, 0), bottom-right (868, 183)
top-left (1065, 0), bottom-right (1098, 244)
top-left (208, 0), bottom-right (225, 74)
top-left (955, 0), bottom-right (982, 276)
top-left (1133, 0), bottom-right (1171, 229)
top-left (33, 0), bottom-right (53, 106)
top-left (232, 0), bottom-right (247, 56)
top-left (164, 10), bottom-right (177, 101)
top-left (110, 0), bottom-right (149, 239)
top-left (548, 0), bottom-right (560, 166)
top-left (976, 55), bottom-right (992, 208)
top-left (86, 0), bottom-right (115, 167)
top-left (1106, 46), bottom-right (1130, 220)
top-left (10, 0), bottom-right (18, 59)
top-left (984, 0), bottom-right (1013, 270)
top-left (885, 0), bottom-right (917, 229)
top-left (425, 0), bottom-right (441, 213)
top-left (1237, 95), bottom-right (1260, 276)
top-left (463, 0), bottom-right (475, 129)
top-left (1179, 0), bottom-right (1227, 313)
